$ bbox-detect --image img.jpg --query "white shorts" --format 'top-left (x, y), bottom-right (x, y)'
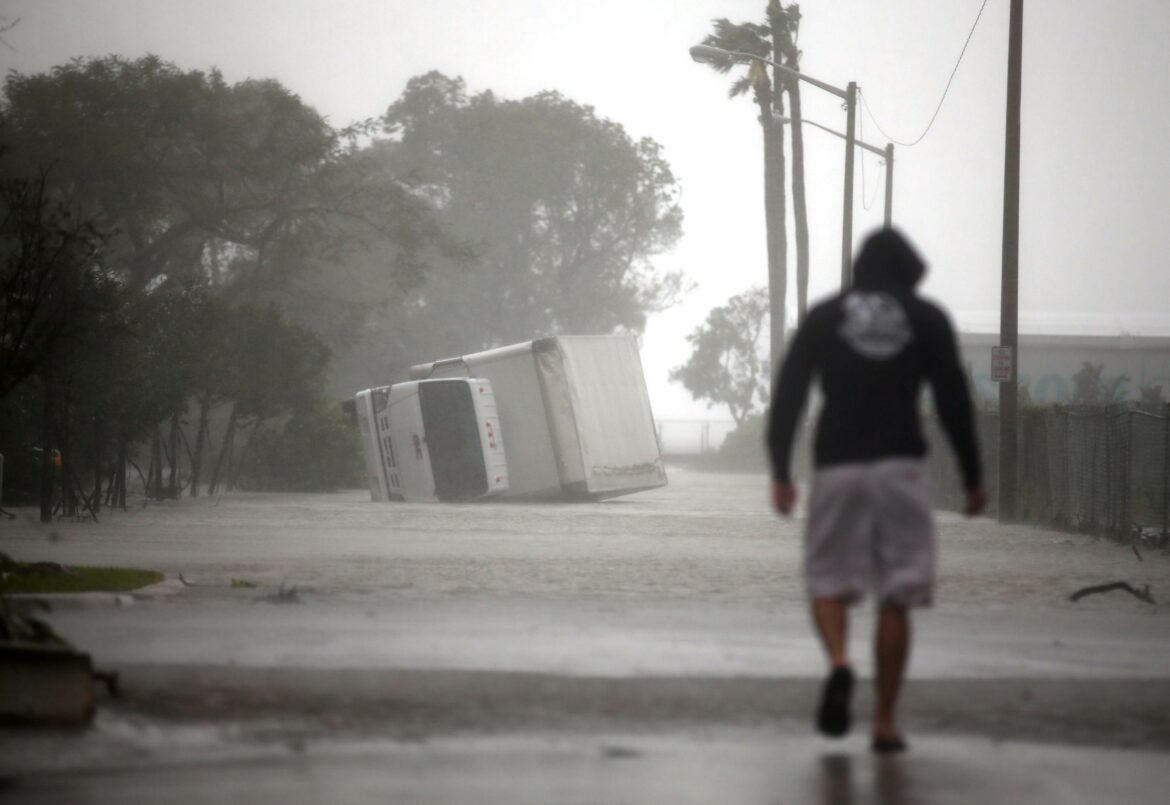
top-left (804, 458), bottom-right (935, 607)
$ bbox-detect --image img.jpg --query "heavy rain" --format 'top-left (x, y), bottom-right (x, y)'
top-left (1, 2), bottom-right (1168, 802)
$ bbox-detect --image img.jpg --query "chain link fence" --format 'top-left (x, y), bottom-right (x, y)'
top-left (926, 404), bottom-right (1170, 541)
top-left (655, 420), bottom-right (738, 456)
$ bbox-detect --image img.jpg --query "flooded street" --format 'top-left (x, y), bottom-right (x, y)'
top-left (2, 466), bottom-right (1169, 802)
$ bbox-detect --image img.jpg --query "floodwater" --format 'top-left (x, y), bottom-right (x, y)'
top-left (1, 466), bottom-right (1168, 802)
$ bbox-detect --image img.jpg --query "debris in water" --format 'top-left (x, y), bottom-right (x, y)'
top-left (261, 584), bottom-right (302, 605)
top-left (1069, 581), bottom-right (1155, 605)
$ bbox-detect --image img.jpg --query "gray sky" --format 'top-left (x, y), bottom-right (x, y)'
top-left (3, 0), bottom-right (1168, 418)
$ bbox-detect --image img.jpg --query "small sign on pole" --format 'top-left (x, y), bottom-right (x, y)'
top-left (991, 346), bottom-right (1014, 383)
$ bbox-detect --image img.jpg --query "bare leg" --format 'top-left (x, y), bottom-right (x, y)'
top-left (811, 596), bottom-right (850, 668)
top-left (873, 602), bottom-right (910, 741)
top-left (812, 596), bottom-right (854, 737)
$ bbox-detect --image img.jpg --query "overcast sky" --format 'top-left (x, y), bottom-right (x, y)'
top-left (2, 0), bottom-right (1168, 419)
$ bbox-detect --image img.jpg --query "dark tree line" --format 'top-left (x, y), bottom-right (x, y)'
top-left (0, 56), bottom-right (685, 516)
top-left (0, 56), bottom-right (441, 517)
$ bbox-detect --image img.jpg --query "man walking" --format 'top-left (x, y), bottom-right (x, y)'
top-left (766, 228), bottom-right (986, 753)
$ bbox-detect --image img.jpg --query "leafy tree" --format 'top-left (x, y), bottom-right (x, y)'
top-left (670, 287), bottom-right (769, 425)
top-left (1, 55), bottom-right (444, 323)
top-left (206, 303), bottom-right (332, 494)
top-left (236, 400), bottom-right (362, 492)
top-left (0, 169), bottom-right (111, 400)
top-left (718, 410), bottom-right (769, 467)
top-left (1, 55), bottom-right (450, 499)
top-left (2, 56), bottom-right (218, 292)
top-left (0, 168), bottom-right (122, 520)
top-left (1137, 384), bottom-right (1165, 413)
top-left (374, 72), bottom-right (684, 361)
top-left (1070, 361), bottom-right (1129, 406)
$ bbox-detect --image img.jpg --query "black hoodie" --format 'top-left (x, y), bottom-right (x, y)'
top-left (766, 229), bottom-right (982, 490)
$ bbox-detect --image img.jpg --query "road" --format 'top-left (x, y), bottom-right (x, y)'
top-left (1, 465), bottom-right (1168, 803)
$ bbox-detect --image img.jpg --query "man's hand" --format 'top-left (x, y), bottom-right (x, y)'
top-left (964, 486), bottom-right (988, 517)
top-left (772, 481), bottom-right (797, 515)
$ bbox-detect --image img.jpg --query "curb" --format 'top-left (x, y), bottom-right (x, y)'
top-left (4, 576), bottom-right (183, 611)
top-left (132, 577), bottom-right (186, 599)
top-left (6, 591), bottom-right (137, 611)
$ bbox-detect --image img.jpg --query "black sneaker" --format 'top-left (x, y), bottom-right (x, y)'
top-left (872, 735), bottom-right (908, 754)
top-left (816, 666), bottom-right (854, 738)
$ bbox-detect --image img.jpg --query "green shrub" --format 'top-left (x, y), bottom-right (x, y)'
top-left (238, 402), bottom-right (363, 492)
top-left (0, 557), bottom-right (163, 594)
top-left (719, 412), bottom-right (766, 459)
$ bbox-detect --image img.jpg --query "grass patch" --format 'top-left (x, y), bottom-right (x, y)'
top-left (0, 566), bottom-right (164, 595)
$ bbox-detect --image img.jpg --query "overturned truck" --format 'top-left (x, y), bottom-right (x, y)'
top-left (355, 335), bottom-right (667, 502)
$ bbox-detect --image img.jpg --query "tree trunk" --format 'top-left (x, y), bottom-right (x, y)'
top-left (116, 441), bottom-right (128, 510)
top-left (756, 83), bottom-right (788, 379)
top-left (59, 390), bottom-right (75, 519)
top-left (230, 418), bottom-right (265, 491)
top-left (39, 379), bottom-right (54, 524)
top-left (773, 1), bottom-right (809, 327)
top-left (207, 403), bottom-right (238, 496)
top-left (92, 418), bottom-right (103, 514)
top-left (768, 17), bottom-right (789, 365)
top-left (167, 410), bottom-right (181, 499)
top-left (190, 393), bottom-right (212, 498)
top-left (786, 74), bottom-right (810, 325)
top-left (149, 426), bottom-right (163, 501)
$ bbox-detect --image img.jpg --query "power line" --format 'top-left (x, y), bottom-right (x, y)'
top-left (860, 0), bottom-right (991, 147)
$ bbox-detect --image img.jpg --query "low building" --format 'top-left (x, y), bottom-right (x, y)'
top-left (956, 314), bottom-right (1170, 405)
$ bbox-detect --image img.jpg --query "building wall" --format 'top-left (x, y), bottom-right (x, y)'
top-left (959, 333), bottom-right (1170, 405)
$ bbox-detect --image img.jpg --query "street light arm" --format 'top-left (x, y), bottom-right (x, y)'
top-left (689, 44), bottom-right (849, 100)
top-left (778, 115), bottom-right (888, 159)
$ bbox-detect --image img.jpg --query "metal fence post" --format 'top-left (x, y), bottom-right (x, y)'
top-left (1089, 412), bottom-right (1098, 532)
top-left (1163, 403), bottom-right (1169, 539)
top-left (1125, 409), bottom-right (1133, 538)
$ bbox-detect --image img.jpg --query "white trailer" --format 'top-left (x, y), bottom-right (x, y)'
top-left (410, 335), bottom-right (666, 500)
top-left (354, 378), bottom-right (509, 502)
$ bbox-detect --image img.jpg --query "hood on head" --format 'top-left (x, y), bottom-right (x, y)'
top-left (852, 228), bottom-right (927, 290)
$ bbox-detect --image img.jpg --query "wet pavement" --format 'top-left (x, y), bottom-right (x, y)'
top-left (6, 731), bottom-right (1170, 805)
top-left (1, 466), bottom-right (1169, 801)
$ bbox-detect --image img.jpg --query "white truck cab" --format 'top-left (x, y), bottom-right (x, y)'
top-left (355, 378), bottom-right (508, 502)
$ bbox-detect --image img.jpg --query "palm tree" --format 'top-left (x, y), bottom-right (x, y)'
top-left (771, 2), bottom-right (811, 326)
top-left (699, 18), bottom-right (787, 374)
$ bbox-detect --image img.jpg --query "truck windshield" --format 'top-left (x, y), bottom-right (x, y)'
top-left (418, 381), bottom-right (488, 501)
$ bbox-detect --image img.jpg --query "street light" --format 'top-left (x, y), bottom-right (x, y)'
top-left (774, 114), bottom-right (895, 228)
top-left (690, 44), bottom-right (859, 287)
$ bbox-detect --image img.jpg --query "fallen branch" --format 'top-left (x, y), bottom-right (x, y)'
top-left (1069, 581), bottom-right (1155, 605)
top-left (177, 572), bottom-right (216, 588)
top-left (260, 583), bottom-right (302, 605)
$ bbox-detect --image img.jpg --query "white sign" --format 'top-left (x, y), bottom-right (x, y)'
top-left (991, 346), bottom-right (1014, 382)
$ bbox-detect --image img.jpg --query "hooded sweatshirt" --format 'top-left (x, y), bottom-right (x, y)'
top-left (766, 229), bottom-right (982, 490)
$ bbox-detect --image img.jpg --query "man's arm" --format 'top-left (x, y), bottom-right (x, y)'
top-left (766, 317), bottom-right (817, 498)
top-left (924, 306), bottom-right (985, 514)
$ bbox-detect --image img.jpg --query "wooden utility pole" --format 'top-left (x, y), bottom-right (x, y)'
top-left (998, 0), bottom-right (1024, 521)
top-left (841, 82), bottom-right (858, 287)
top-left (883, 143), bottom-right (895, 228)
